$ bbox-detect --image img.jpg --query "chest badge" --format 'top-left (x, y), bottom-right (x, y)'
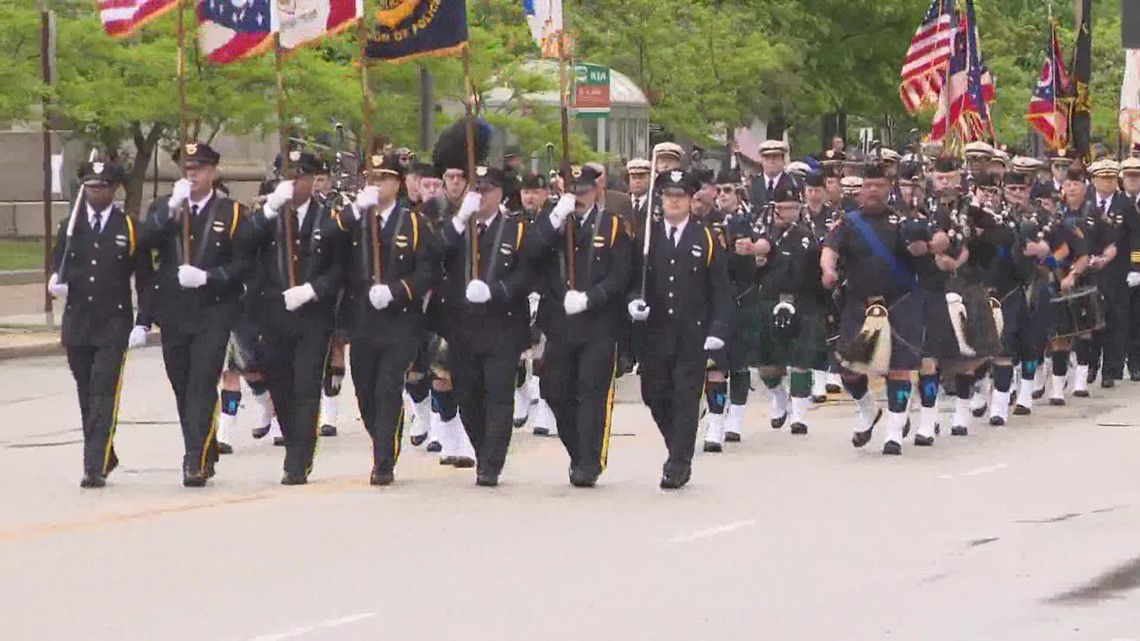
top-left (212, 221), bottom-right (227, 233)
top-left (115, 234), bottom-right (128, 248)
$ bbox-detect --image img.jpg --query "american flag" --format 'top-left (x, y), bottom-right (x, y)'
top-left (899, 0), bottom-right (956, 113)
top-left (1027, 24), bottom-right (1070, 150)
top-left (198, 0), bottom-right (274, 64)
top-left (98, 0), bottom-right (178, 38)
top-left (929, 3), bottom-right (995, 144)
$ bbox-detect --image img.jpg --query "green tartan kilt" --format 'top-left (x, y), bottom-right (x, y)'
top-left (751, 297), bottom-right (829, 369)
top-left (717, 298), bottom-right (762, 372)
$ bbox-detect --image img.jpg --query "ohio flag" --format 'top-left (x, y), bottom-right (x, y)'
top-left (277, 0), bottom-right (362, 51)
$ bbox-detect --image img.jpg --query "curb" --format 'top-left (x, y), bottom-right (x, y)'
top-left (0, 270), bottom-right (43, 287)
top-left (0, 331), bottom-right (162, 361)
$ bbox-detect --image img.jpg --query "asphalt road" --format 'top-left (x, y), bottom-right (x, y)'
top-left (3, 348), bottom-right (1140, 641)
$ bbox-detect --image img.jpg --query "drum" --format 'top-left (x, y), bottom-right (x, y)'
top-left (1050, 286), bottom-right (1106, 340)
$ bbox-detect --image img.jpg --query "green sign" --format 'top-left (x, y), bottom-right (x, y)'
top-left (573, 63), bottom-right (611, 114)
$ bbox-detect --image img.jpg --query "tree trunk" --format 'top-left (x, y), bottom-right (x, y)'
top-left (124, 122), bottom-right (165, 217)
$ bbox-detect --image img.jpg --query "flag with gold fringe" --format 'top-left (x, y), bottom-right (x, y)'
top-left (363, 0), bottom-right (468, 63)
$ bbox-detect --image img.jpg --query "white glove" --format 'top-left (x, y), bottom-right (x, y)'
top-left (369, 284), bottom-right (393, 310)
top-left (127, 325), bottom-right (149, 349)
top-left (354, 186), bottom-right (381, 220)
top-left (169, 178), bottom-right (192, 211)
top-left (564, 290), bottom-right (589, 316)
top-left (266, 180), bottom-right (293, 214)
top-left (628, 298), bottom-right (650, 321)
top-left (1128, 272), bottom-right (1140, 288)
top-left (549, 194), bottom-right (576, 230)
top-left (283, 283), bottom-right (317, 311)
top-left (465, 279), bottom-right (492, 304)
top-left (47, 273), bottom-right (68, 299)
top-left (703, 336), bottom-right (725, 351)
top-left (177, 264), bottom-right (208, 289)
top-left (452, 192), bottom-right (482, 233)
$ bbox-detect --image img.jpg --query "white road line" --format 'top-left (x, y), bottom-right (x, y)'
top-left (246, 613), bottom-right (377, 641)
top-left (937, 463), bottom-right (1007, 480)
top-left (669, 519), bottom-right (756, 543)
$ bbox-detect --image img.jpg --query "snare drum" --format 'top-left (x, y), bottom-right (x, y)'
top-left (1049, 286), bottom-right (1106, 340)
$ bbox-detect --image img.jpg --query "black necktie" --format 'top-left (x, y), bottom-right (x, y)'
top-left (634, 197), bottom-right (642, 211)
top-left (477, 222), bottom-right (487, 237)
top-left (191, 204), bottom-right (200, 217)
top-left (668, 226), bottom-right (677, 246)
top-left (767, 178), bottom-right (775, 198)
top-left (92, 214), bottom-right (102, 234)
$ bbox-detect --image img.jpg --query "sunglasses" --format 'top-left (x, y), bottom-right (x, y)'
top-left (1005, 185), bottom-right (1029, 192)
top-left (716, 186), bottom-right (736, 194)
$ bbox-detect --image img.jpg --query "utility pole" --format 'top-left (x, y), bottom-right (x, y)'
top-left (39, 1), bottom-right (56, 330)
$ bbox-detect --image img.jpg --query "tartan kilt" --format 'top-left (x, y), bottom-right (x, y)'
top-left (709, 298), bottom-right (762, 372)
top-left (753, 297), bottom-right (828, 369)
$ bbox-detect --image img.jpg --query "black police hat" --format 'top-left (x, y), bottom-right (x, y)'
top-left (772, 183), bottom-right (801, 203)
top-left (503, 144), bottom-right (522, 159)
top-left (474, 165), bottom-right (506, 190)
top-left (572, 165), bottom-right (602, 191)
top-left (173, 141), bottom-right (221, 167)
top-left (659, 169), bottom-right (698, 195)
top-left (366, 153), bottom-right (406, 180)
top-left (520, 171), bottom-right (547, 189)
top-left (803, 173), bottom-right (825, 188)
top-left (78, 160), bottom-right (123, 186)
top-left (275, 150), bottom-right (324, 176)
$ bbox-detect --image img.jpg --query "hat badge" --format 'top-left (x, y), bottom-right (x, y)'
top-left (670, 170), bottom-right (683, 182)
top-left (288, 150), bottom-right (301, 162)
top-left (92, 162), bottom-right (105, 175)
top-left (185, 143), bottom-right (198, 155)
top-left (372, 154), bottom-right (384, 168)
top-left (476, 166), bottom-right (488, 177)
top-left (571, 167), bottom-right (582, 178)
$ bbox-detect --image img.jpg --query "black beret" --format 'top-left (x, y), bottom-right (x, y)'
top-left (1030, 181), bottom-right (1055, 200)
top-left (932, 156), bottom-right (960, 173)
top-left (659, 169), bottom-right (698, 195)
top-left (474, 165), bottom-right (506, 189)
top-left (520, 171), bottom-right (547, 189)
top-left (898, 163), bottom-right (923, 182)
top-left (691, 167), bottom-right (716, 186)
top-left (716, 169), bottom-right (742, 185)
top-left (1064, 167), bottom-right (1087, 182)
top-left (173, 141), bottom-right (221, 166)
top-left (803, 173), bottom-right (825, 188)
top-left (78, 160), bottom-right (123, 185)
top-left (772, 183), bottom-right (800, 203)
top-left (973, 172), bottom-right (998, 188)
top-left (862, 163), bottom-right (888, 180)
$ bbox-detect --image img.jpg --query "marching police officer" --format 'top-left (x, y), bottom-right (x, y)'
top-left (48, 160), bottom-right (154, 488)
top-left (248, 151), bottom-right (348, 485)
top-left (528, 166), bottom-right (632, 487)
top-left (436, 166), bottom-right (535, 487)
top-left (628, 169), bottom-right (731, 489)
top-left (142, 142), bottom-right (254, 487)
top-left (345, 154), bottom-right (438, 485)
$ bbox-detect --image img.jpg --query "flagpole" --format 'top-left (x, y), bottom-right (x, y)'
top-left (462, 44), bottom-right (479, 282)
top-left (274, 32), bottom-right (297, 287)
top-left (177, 0), bottom-right (192, 264)
top-left (941, 0), bottom-right (957, 153)
top-left (558, 31), bottom-right (575, 290)
top-left (358, 7), bottom-right (382, 285)
top-left (1048, 5), bottom-right (1059, 151)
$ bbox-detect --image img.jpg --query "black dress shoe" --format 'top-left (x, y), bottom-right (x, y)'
top-left (914, 434), bottom-right (934, 447)
top-left (1101, 378), bottom-right (1115, 389)
top-left (252, 425), bottom-right (271, 439)
top-left (724, 432), bottom-right (741, 443)
top-left (950, 425), bottom-right (968, 436)
top-left (513, 417), bottom-right (528, 428)
top-left (790, 422), bottom-right (808, 435)
top-left (439, 456), bottom-right (457, 466)
top-left (1074, 390), bottom-right (1090, 398)
top-left (989, 415), bottom-right (1005, 426)
top-left (882, 440), bottom-right (902, 455)
top-left (182, 472), bottom-right (207, 488)
top-left (811, 395), bottom-right (827, 403)
top-left (826, 384), bottom-right (842, 394)
top-left (1087, 370), bottom-right (1098, 384)
top-left (410, 433), bottom-right (428, 447)
top-left (426, 440), bottom-right (442, 453)
top-left (369, 470), bottom-right (395, 486)
top-left (1131, 372), bottom-right (1140, 382)
top-left (533, 426), bottom-right (550, 436)
top-left (703, 441), bottom-right (723, 453)
top-left (218, 442), bottom-right (234, 455)
top-left (280, 472), bottom-right (308, 486)
top-left (320, 424), bottom-right (337, 437)
top-left (771, 414), bottom-right (788, 429)
top-left (1049, 398), bottom-right (1066, 406)
top-left (105, 450), bottom-right (120, 476)
top-left (971, 404), bottom-right (987, 418)
top-left (852, 428), bottom-right (873, 448)
top-left (80, 474), bottom-right (106, 488)
top-left (1013, 404), bottom-right (1032, 416)
top-left (1031, 389), bottom-right (1045, 400)
top-left (451, 456), bottom-right (476, 469)
top-left (273, 436), bottom-right (286, 446)
top-left (659, 469), bottom-right (691, 490)
top-left (476, 472), bottom-right (499, 487)
top-left (569, 468), bottom-right (599, 488)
